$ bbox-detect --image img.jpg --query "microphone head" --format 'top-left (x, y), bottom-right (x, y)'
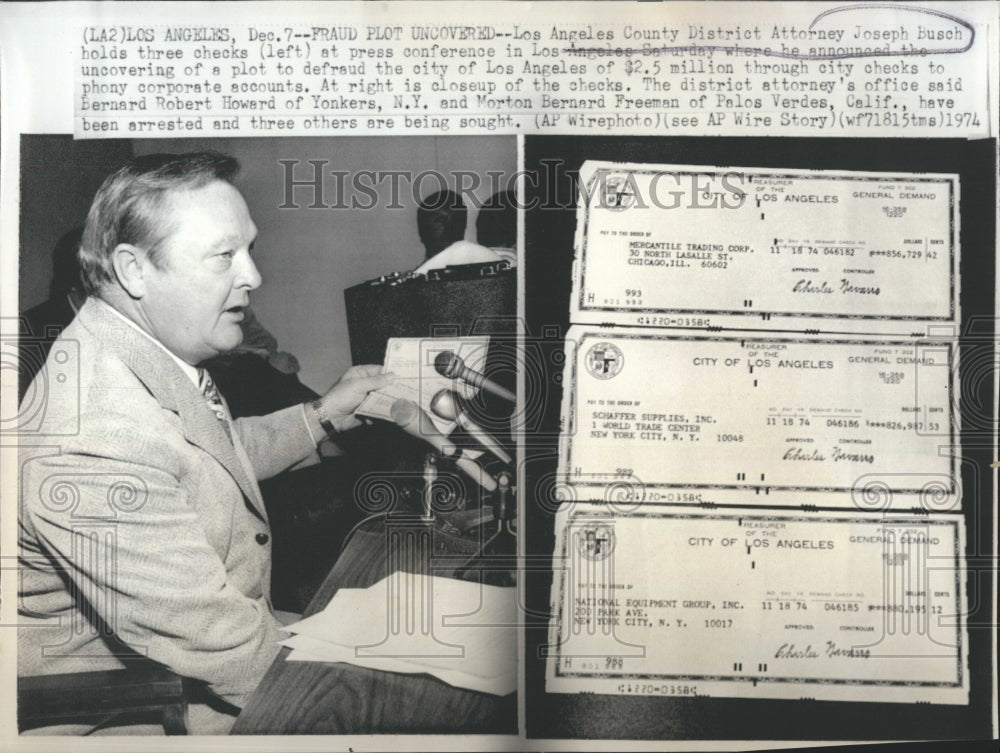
top-left (434, 350), bottom-right (462, 379)
top-left (390, 398), bottom-right (419, 427)
top-left (391, 397), bottom-right (458, 457)
top-left (429, 389), bottom-right (460, 421)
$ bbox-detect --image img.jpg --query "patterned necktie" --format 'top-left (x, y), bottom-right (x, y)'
top-left (198, 368), bottom-right (232, 441)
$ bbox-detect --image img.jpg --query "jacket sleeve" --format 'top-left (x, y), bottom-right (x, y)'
top-left (234, 403), bottom-right (320, 480)
top-left (21, 412), bottom-right (282, 709)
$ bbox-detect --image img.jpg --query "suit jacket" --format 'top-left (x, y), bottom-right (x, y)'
top-left (18, 297), bottom-right (319, 715)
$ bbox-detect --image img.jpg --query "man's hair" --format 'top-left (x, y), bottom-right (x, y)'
top-left (79, 152), bottom-right (240, 295)
top-left (476, 190), bottom-right (516, 249)
top-left (416, 190), bottom-right (466, 258)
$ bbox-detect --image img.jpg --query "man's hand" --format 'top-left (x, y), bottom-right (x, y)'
top-left (317, 364), bottom-right (394, 434)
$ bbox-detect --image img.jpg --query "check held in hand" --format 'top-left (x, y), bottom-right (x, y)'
top-left (354, 336), bottom-right (492, 432)
top-left (309, 365), bottom-right (394, 438)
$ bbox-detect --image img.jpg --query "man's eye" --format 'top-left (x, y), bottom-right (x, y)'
top-left (218, 251), bottom-right (235, 260)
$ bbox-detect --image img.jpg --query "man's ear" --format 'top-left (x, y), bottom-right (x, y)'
top-left (111, 243), bottom-right (148, 299)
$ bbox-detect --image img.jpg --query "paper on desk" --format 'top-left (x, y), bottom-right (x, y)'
top-left (281, 573), bottom-right (517, 696)
top-left (355, 336), bottom-right (490, 435)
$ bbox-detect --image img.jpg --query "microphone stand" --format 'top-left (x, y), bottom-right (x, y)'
top-left (421, 452), bottom-right (437, 523)
top-left (454, 470), bottom-right (516, 587)
top-left (378, 400), bottom-right (516, 585)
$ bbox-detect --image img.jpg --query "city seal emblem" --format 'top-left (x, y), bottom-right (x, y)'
top-left (585, 342), bottom-right (624, 379)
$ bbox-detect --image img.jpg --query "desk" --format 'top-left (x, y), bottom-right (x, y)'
top-left (232, 517), bottom-right (517, 735)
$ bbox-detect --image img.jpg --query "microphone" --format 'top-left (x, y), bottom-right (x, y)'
top-left (390, 399), bottom-right (497, 492)
top-left (434, 351), bottom-right (515, 403)
top-left (430, 389), bottom-right (512, 465)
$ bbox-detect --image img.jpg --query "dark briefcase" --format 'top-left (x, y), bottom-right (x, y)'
top-left (343, 263), bottom-right (517, 366)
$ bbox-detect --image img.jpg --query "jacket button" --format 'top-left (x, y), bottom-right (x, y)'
top-left (255, 533), bottom-right (269, 545)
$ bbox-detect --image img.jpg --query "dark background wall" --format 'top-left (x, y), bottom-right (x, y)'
top-left (19, 136), bottom-right (134, 309)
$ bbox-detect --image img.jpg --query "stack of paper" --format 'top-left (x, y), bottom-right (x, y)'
top-left (281, 572), bottom-right (516, 696)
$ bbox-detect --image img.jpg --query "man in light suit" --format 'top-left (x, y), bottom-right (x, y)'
top-left (17, 152), bottom-right (391, 733)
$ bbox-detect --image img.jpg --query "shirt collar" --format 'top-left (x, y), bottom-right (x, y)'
top-left (97, 299), bottom-right (201, 386)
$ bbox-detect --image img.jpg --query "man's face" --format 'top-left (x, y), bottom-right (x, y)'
top-left (140, 180), bottom-right (262, 365)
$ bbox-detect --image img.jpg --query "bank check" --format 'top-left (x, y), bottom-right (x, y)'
top-left (558, 327), bottom-right (957, 509)
top-left (570, 161), bottom-right (959, 336)
top-left (546, 505), bottom-right (968, 704)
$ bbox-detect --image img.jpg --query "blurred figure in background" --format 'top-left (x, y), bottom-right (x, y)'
top-left (18, 227), bottom-right (87, 402)
top-left (476, 189), bottom-right (517, 267)
top-left (413, 189), bottom-right (504, 274)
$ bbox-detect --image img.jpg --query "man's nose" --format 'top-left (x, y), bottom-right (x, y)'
top-left (237, 251), bottom-right (263, 290)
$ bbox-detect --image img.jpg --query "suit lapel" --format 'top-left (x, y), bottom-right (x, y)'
top-left (77, 299), bottom-right (268, 521)
top-left (173, 386), bottom-right (268, 523)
